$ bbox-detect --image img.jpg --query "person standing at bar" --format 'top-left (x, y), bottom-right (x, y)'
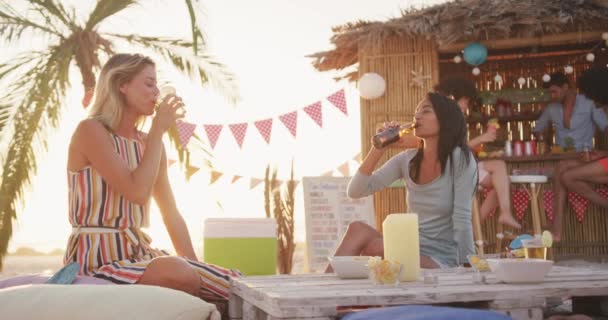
top-left (552, 67), bottom-right (608, 241)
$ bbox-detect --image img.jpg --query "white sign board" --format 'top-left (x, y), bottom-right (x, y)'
top-left (302, 177), bottom-right (375, 273)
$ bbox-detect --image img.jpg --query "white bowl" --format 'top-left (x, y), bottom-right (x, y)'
top-left (486, 258), bottom-right (553, 283)
top-left (328, 256), bottom-right (372, 279)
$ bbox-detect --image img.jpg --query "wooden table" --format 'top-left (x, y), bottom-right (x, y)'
top-left (229, 267), bottom-right (608, 320)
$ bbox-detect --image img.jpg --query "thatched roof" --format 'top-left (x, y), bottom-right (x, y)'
top-left (310, 0), bottom-right (608, 81)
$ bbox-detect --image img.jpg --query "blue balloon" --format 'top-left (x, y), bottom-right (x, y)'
top-left (509, 234), bottom-right (533, 250)
top-left (463, 42), bottom-right (488, 66)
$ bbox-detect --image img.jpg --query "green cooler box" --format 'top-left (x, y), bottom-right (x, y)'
top-left (203, 218), bottom-right (277, 276)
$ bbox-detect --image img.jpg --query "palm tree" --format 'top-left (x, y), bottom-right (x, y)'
top-left (0, 0), bottom-right (239, 268)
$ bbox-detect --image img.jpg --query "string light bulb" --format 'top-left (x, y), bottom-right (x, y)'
top-left (472, 67), bottom-right (480, 76)
top-left (586, 53), bottom-right (595, 62)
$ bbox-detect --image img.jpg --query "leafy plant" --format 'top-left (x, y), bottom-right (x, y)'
top-left (0, 0), bottom-right (239, 268)
top-left (263, 161), bottom-right (296, 274)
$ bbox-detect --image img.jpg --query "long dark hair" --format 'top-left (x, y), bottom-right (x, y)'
top-left (409, 92), bottom-right (473, 182)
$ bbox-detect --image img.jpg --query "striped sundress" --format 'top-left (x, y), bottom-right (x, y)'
top-left (63, 132), bottom-right (240, 301)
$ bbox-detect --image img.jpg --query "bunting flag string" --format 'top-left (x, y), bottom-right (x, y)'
top-left (168, 150), bottom-right (361, 190)
top-left (174, 89), bottom-right (348, 150)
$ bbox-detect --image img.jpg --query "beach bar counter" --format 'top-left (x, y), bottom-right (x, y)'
top-left (309, 0), bottom-right (608, 259)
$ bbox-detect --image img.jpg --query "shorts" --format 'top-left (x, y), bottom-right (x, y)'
top-left (599, 157), bottom-right (608, 173)
top-left (478, 162), bottom-right (489, 184)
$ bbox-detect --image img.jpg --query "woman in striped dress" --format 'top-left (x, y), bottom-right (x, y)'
top-left (64, 53), bottom-right (240, 306)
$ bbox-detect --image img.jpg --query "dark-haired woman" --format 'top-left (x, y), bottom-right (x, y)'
top-left (327, 93), bottom-right (478, 269)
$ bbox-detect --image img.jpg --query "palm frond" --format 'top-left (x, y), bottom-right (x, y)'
top-left (0, 1), bottom-right (64, 41)
top-left (0, 44), bottom-right (72, 269)
top-left (104, 33), bottom-right (240, 105)
top-left (29, 0), bottom-right (78, 31)
top-left (183, 0), bottom-right (207, 54)
top-left (85, 0), bottom-right (138, 31)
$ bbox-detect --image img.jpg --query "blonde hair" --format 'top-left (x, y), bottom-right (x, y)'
top-left (88, 53), bottom-right (155, 130)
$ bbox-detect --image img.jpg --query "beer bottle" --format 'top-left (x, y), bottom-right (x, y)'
top-left (372, 122), bottom-right (415, 149)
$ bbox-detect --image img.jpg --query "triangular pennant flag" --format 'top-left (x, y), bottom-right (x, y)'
top-left (279, 111), bottom-right (298, 138)
top-left (327, 89), bottom-right (348, 115)
top-left (322, 170), bottom-right (334, 177)
top-left (543, 190), bottom-right (554, 222)
top-left (203, 124), bottom-right (223, 149)
top-left (250, 178), bottom-right (263, 189)
top-left (337, 162), bottom-right (350, 177)
top-left (482, 188), bottom-right (496, 218)
top-left (168, 159), bottom-right (177, 167)
top-left (303, 102), bottom-right (323, 127)
top-left (568, 192), bottom-right (589, 223)
top-left (176, 121), bottom-right (197, 149)
top-left (186, 165), bottom-right (199, 179)
top-left (228, 123), bottom-right (248, 148)
top-left (512, 189), bottom-right (530, 221)
top-left (209, 171), bottom-right (223, 185)
top-left (254, 118), bottom-right (273, 144)
top-left (598, 187), bottom-right (608, 199)
top-left (231, 175), bottom-right (242, 183)
top-left (352, 152), bottom-right (362, 163)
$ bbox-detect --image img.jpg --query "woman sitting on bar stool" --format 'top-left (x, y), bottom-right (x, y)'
top-left (553, 67), bottom-right (608, 242)
top-left (437, 77), bottom-right (521, 229)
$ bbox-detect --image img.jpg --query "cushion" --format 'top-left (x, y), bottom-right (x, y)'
top-left (0, 274), bottom-right (111, 289)
top-left (0, 284), bottom-right (220, 320)
top-left (341, 305), bottom-right (510, 320)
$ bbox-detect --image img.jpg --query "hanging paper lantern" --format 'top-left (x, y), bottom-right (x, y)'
top-left (472, 67), bottom-right (481, 76)
top-left (463, 42), bottom-right (488, 66)
top-left (494, 73), bottom-right (503, 84)
top-left (542, 74), bottom-right (551, 82)
top-left (358, 72), bottom-right (386, 100)
top-left (453, 55), bottom-right (462, 64)
top-left (517, 77), bottom-right (526, 86)
top-left (602, 32), bottom-right (608, 41)
top-left (564, 65), bottom-right (574, 74)
top-left (586, 53), bottom-right (595, 62)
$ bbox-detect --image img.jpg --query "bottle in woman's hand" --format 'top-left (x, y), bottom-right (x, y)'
top-left (372, 122), bottom-right (416, 149)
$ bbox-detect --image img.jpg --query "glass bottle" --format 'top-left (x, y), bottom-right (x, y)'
top-left (372, 122), bottom-right (415, 149)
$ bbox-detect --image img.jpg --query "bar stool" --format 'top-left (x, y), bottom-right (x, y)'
top-left (509, 175), bottom-right (549, 237)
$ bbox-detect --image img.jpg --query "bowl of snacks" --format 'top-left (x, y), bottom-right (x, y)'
top-left (327, 256), bottom-right (372, 279)
top-left (486, 258), bottom-right (553, 283)
top-left (367, 257), bottom-right (402, 285)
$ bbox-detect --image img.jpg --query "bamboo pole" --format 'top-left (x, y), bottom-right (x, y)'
top-left (438, 31), bottom-right (604, 53)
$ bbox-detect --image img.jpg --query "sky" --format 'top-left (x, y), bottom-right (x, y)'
top-left (4, 0), bottom-right (446, 255)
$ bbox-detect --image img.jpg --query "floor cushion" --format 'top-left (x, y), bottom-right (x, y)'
top-left (0, 284), bottom-right (220, 320)
top-left (341, 305), bottom-right (511, 320)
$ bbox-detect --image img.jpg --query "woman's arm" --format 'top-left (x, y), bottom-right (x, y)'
top-left (451, 151), bottom-right (477, 263)
top-left (347, 148), bottom-right (408, 199)
top-left (152, 144), bottom-right (198, 260)
top-left (467, 131), bottom-right (496, 149)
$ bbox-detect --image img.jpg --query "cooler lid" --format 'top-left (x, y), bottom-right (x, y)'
top-left (204, 218), bottom-right (277, 238)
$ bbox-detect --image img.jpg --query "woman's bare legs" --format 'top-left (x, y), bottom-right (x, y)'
top-left (479, 160), bottom-right (521, 229)
top-left (553, 159), bottom-right (583, 242)
top-left (479, 188), bottom-right (498, 220)
top-left (325, 221), bottom-right (439, 272)
top-left (561, 161), bottom-right (608, 207)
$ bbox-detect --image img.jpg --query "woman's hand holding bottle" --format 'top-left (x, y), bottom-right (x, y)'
top-left (372, 121), bottom-right (419, 149)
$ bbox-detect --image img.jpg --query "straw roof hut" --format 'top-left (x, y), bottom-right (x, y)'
top-left (310, 0), bottom-right (608, 81)
top-left (310, 0), bottom-right (608, 257)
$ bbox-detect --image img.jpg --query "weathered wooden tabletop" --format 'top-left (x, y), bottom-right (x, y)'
top-left (229, 266), bottom-right (608, 320)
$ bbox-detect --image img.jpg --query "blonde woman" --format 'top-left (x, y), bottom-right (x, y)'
top-left (64, 54), bottom-right (240, 306)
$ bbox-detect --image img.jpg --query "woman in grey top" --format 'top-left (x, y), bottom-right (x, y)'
top-left (328, 93), bottom-right (477, 269)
